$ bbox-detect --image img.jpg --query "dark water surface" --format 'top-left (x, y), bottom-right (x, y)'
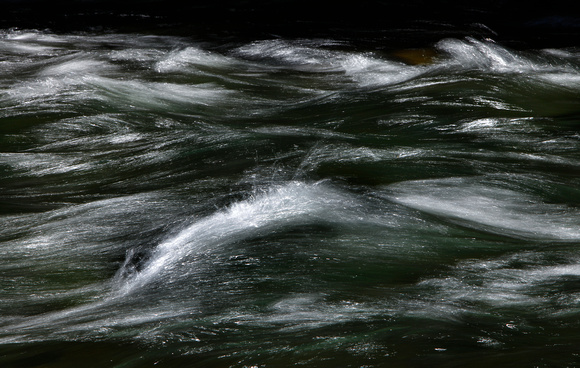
top-left (1, 3), bottom-right (580, 367)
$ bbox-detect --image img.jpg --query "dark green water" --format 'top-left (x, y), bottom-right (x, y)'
top-left (1, 24), bottom-right (580, 367)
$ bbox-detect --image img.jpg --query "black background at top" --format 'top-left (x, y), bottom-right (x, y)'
top-left (1, 0), bottom-right (580, 49)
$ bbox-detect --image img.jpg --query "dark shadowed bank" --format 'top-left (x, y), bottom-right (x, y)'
top-left (2, 0), bottom-right (580, 48)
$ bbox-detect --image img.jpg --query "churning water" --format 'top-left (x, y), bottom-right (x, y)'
top-left (1, 26), bottom-right (580, 367)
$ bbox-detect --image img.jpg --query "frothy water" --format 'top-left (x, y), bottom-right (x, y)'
top-left (387, 176), bottom-right (580, 240)
top-left (114, 181), bottom-right (360, 293)
top-left (2, 28), bottom-right (580, 366)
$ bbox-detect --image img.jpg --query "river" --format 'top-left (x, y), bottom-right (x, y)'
top-left (1, 4), bottom-right (580, 367)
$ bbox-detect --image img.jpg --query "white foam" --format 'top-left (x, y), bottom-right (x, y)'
top-left (435, 37), bottom-right (580, 86)
top-left (155, 47), bottom-right (234, 73)
top-left (535, 72), bottom-right (580, 88)
top-left (0, 32), bottom-right (60, 56)
top-left (86, 76), bottom-right (231, 108)
top-left (116, 181), bottom-right (356, 293)
top-left (417, 252), bottom-right (580, 312)
top-left (455, 117), bottom-right (536, 134)
top-left (234, 39), bottom-right (423, 87)
top-left (436, 37), bottom-right (532, 72)
top-left (108, 133), bottom-right (144, 144)
top-left (108, 49), bottom-right (166, 63)
top-left (340, 54), bottom-right (423, 87)
top-left (40, 58), bottom-right (115, 77)
top-left (387, 177), bottom-right (580, 240)
top-left (5, 73), bottom-right (230, 112)
top-left (2, 31), bottom-right (64, 43)
top-left (5, 77), bottom-right (77, 102)
top-left (234, 39), bottom-right (343, 71)
top-left (458, 117), bottom-right (500, 132)
top-left (0, 41), bottom-right (55, 56)
top-left (230, 294), bottom-right (375, 330)
top-left (299, 144), bottom-right (430, 172)
top-left (1, 152), bottom-right (93, 176)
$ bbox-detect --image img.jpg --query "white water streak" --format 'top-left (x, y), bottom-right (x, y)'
top-left (115, 181), bottom-right (356, 294)
top-left (387, 177), bottom-right (580, 240)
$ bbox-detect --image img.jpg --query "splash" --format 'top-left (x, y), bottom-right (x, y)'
top-left (114, 181), bottom-right (356, 294)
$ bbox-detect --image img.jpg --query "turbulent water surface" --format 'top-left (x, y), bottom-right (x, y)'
top-left (1, 25), bottom-right (580, 367)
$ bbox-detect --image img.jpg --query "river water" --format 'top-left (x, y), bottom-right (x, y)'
top-left (1, 13), bottom-right (580, 367)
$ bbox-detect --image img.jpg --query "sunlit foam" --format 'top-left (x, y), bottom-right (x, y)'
top-left (435, 37), bottom-right (580, 79)
top-left (387, 177), bottom-right (580, 240)
top-left (229, 294), bottom-right (376, 331)
top-left (234, 39), bottom-right (425, 87)
top-left (417, 252), bottom-right (580, 312)
top-left (40, 58), bottom-right (116, 77)
top-left (435, 37), bottom-right (530, 71)
top-left (155, 47), bottom-right (234, 74)
top-left (115, 181), bottom-right (357, 294)
top-left (340, 54), bottom-right (424, 87)
top-left (233, 39), bottom-right (344, 71)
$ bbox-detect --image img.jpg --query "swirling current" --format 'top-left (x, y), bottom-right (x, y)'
top-left (1, 20), bottom-right (580, 368)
